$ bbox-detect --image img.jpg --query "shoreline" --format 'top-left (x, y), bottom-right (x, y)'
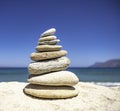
top-left (1, 81), bottom-right (120, 87)
top-left (91, 82), bottom-right (120, 87)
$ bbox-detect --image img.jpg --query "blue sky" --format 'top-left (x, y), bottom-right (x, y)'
top-left (0, 0), bottom-right (120, 67)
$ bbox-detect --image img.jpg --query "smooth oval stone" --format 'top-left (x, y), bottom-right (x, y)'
top-left (28, 71), bottom-right (79, 86)
top-left (41, 28), bottom-right (56, 37)
top-left (28, 57), bottom-right (70, 75)
top-left (24, 84), bottom-right (79, 99)
top-left (38, 39), bottom-right (60, 45)
top-left (39, 36), bottom-right (56, 42)
top-left (30, 50), bottom-right (67, 61)
top-left (36, 45), bottom-right (62, 52)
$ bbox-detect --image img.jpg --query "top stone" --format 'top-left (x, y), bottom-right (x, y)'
top-left (41, 28), bottom-right (56, 37)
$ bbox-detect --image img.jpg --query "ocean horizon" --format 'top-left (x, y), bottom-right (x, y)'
top-left (0, 67), bottom-right (120, 86)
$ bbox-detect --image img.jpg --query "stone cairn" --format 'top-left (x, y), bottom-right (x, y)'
top-left (24, 28), bottom-right (79, 99)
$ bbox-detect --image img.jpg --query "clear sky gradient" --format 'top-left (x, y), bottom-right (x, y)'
top-left (0, 0), bottom-right (120, 67)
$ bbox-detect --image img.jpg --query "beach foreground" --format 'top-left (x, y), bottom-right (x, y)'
top-left (0, 82), bottom-right (120, 111)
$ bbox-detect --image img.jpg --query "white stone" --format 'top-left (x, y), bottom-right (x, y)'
top-left (28, 71), bottom-right (79, 86)
top-left (41, 28), bottom-right (56, 37)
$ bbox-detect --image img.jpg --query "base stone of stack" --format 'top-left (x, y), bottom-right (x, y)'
top-left (30, 50), bottom-right (67, 61)
top-left (28, 71), bottom-right (79, 86)
top-left (28, 57), bottom-right (70, 75)
top-left (36, 45), bottom-right (62, 52)
top-left (24, 84), bottom-right (78, 99)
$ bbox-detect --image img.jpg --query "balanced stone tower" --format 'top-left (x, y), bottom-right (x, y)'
top-left (24, 28), bottom-right (79, 99)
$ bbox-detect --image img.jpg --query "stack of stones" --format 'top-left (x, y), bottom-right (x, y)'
top-left (24, 28), bottom-right (79, 99)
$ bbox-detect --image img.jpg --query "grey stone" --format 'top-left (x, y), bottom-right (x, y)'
top-left (30, 50), bottom-right (67, 61)
top-left (28, 56), bottom-right (70, 75)
top-left (39, 36), bottom-right (56, 42)
top-left (36, 45), bottom-right (62, 52)
top-left (38, 39), bottom-right (60, 45)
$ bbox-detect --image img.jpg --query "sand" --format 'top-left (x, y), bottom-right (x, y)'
top-left (0, 82), bottom-right (120, 111)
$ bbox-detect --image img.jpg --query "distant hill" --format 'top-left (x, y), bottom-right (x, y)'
top-left (90, 59), bottom-right (120, 68)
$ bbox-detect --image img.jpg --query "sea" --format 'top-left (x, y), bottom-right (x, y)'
top-left (0, 67), bottom-right (120, 86)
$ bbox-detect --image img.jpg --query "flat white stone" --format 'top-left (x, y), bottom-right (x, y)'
top-left (28, 71), bottom-right (79, 86)
top-left (28, 56), bottom-right (70, 75)
top-left (41, 28), bottom-right (56, 37)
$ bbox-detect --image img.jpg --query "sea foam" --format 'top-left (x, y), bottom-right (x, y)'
top-left (92, 82), bottom-right (120, 87)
